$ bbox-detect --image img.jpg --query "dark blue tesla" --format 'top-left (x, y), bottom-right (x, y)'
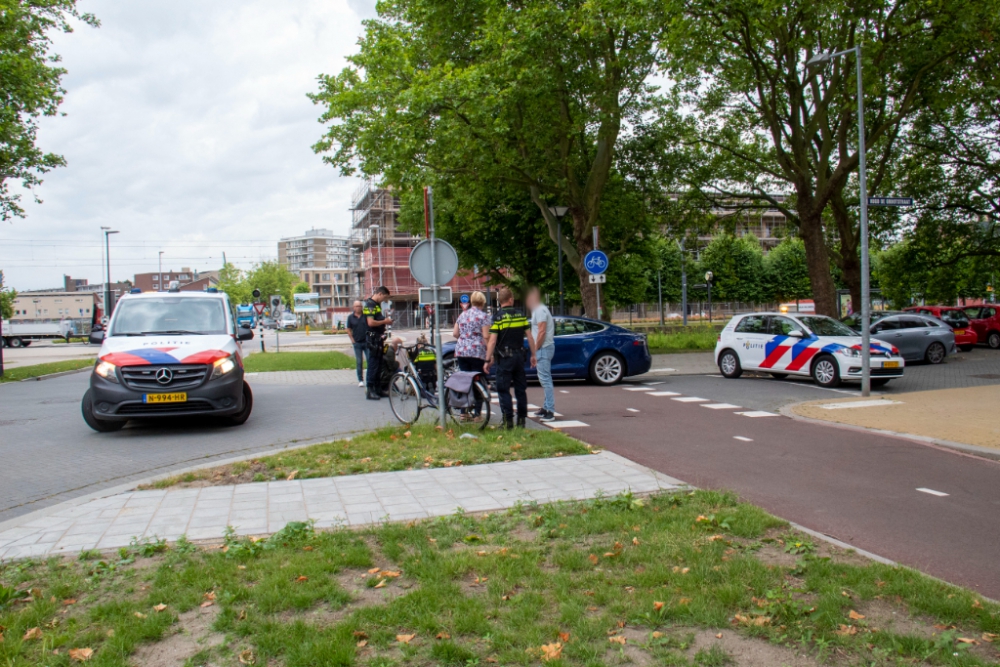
top-left (441, 316), bottom-right (651, 384)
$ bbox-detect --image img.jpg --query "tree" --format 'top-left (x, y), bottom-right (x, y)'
top-left (311, 0), bottom-right (675, 318)
top-left (699, 234), bottom-right (766, 303)
top-left (643, 237), bottom-right (684, 304)
top-left (671, 0), bottom-right (988, 315)
top-left (765, 238), bottom-right (812, 303)
top-left (217, 263), bottom-right (250, 305)
top-left (294, 282), bottom-right (311, 294)
top-left (0, 280), bottom-right (16, 320)
top-left (216, 261), bottom-right (300, 308)
top-left (1, 1), bottom-right (98, 220)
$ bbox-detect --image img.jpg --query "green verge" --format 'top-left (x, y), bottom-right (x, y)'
top-left (243, 351), bottom-right (356, 373)
top-left (2, 491), bottom-right (997, 667)
top-left (0, 358), bottom-right (94, 383)
top-left (646, 328), bottom-right (719, 354)
top-left (143, 424), bottom-right (590, 489)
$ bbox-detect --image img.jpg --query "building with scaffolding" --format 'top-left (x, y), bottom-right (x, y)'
top-left (350, 178), bottom-right (492, 326)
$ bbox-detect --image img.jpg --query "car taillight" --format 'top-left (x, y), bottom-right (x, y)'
top-left (633, 340), bottom-right (644, 346)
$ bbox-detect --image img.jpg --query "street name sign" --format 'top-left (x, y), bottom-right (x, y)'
top-left (868, 197), bottom-right (914, 206)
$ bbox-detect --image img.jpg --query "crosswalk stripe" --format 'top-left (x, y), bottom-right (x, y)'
top-left (545, 420), bottom-right (589, 428)
top-left (647, 391), bottom-right (681, 397)
top-left (672, 397), bottom-right (708, 403)
top-left (735, 410), bottom-right (778, 418)
top-left (701, 403), bottom-right (742, 410)
top-left (623, 386), bottom-right (655, 391)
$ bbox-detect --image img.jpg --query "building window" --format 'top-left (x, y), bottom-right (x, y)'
top-left (322, 273), bottom-right (330, 281)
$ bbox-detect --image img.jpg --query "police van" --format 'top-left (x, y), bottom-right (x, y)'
top-left (81, 288), bottom-right (255, 432)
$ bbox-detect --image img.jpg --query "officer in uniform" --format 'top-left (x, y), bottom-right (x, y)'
top-left (363, 286), bottom-right (393, 400)
top-left (484, 287), bottom-right (534, 428)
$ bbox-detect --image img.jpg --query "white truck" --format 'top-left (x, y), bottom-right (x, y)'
top-left (1, 319), bottom-right (77, 348)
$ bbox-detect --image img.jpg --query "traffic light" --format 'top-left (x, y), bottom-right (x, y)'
top-left (252, 288), bottom-right (261, 300)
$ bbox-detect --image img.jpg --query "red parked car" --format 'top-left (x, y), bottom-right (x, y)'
top-left (963, 305), bottom-right (1000, 349)
top-left (904, 306), bottom-right (978, 351)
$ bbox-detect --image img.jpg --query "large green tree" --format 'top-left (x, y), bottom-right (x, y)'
top-left (311, 0), bottom-right (675, 318)
top-left (671, 0), bottom-right (989, 316)
top-left (0, 279), bottom-right (16, 319)
top-left (764, 237), bottom-right (812, 303)
top-left (217, 261), bottom-right (300, 310)
top-left (699, 234), bottom-right (766, 303)
top-left (1, 0), bottom-right (97, 220)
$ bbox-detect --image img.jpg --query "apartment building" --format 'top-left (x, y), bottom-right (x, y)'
top-left (278, 229), bottom-right (351, 273)
top-left (295, 269), bottom-right (353, 312)
top-left (132, 268), bottom-right (220, 293)
top-left (9, 292), bottom-right (96, 321)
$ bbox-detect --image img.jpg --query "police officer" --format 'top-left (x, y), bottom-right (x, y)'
top-left (484, 287), bottom-right (534, 429)
top-left (363, 286), bottom-right (392, 400)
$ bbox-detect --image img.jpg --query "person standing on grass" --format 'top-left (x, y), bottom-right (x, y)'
top-left (452, 291), bottom-right (490, 419)
top-left (346, 300), bottom-right (368, 388)
top-left (484, 287), bottom-right (533, 429)
top-left (526, 287), bottom-right (555, 422)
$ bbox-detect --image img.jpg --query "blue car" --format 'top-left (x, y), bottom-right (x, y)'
top-left (441, 316), bottom-right (651, 385)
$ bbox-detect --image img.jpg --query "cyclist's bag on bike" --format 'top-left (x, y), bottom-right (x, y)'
top-left (412, 343), bottom-right (437, 386)
top-left (444, 371), bottom-right (478, 409)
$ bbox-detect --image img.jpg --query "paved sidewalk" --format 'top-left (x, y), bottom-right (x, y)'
top-left (245, 369), bottom-right (358, 385)
top-left (0, 452), bottom-right (684, 560)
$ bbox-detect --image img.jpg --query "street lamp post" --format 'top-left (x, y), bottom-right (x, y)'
top-left (548, 207), bottom-right (569, 315)
top-left (808, 46), bottom-right (871, 396)
top-left (705, 271), bottom-right (714, 324)
top-left (158, 251), bottom-right (164, 292)
top-left (104, 230), bottom-right (119, 319)
top-left (369, 223), bottom-right (383, 290)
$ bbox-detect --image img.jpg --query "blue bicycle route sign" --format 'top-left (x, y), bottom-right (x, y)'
top-left (460, 294), bottom-right (470, 303)
top-left (584, 250), bottom-right (609, 275)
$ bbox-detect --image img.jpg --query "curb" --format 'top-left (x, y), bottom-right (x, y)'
top-left (779, 403), bottom-right (1000, 463)
top-left (0, 365), bottom-right (92, 385)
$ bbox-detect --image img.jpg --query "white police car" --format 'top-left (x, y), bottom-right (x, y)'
top-left (81, 288), bottom-right (255, 432)
top-left (715, 312), bottom-right (904, 388)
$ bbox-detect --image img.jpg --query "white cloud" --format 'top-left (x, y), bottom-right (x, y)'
top-left (2, 0), bottom-right (375, 290)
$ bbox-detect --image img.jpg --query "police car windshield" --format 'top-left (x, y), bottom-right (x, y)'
top-left (799, 316), bottom-right (857, 337)
top-left (111, 298), bottom-right (229, 336)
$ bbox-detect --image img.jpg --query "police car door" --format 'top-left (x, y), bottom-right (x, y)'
top-left (733, 315), bottom-right (768, 369)
top-left (764, 315), bottom-right (809, 373)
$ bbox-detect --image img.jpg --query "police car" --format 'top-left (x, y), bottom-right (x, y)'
top-left (81, 288), bottom-right (255, 432)
top-left (714, 312), bottom-right (904, 388)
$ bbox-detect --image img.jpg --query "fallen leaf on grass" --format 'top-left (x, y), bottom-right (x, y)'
top-left (302, 546), bottom-right (314, 551)
top-left (632, 537), bottom-right (640, 546)
top-left (603, 552), bottom-right (617, 558)
top-left (295, 576), bottom-right (309, 582)
top-left (957, 637), bottom-right (980, 645)
top-left (558, 632), bottom-right (570, 642)
top-left (403, 431), bottom-right (411, 438)
top-left (397, 634), bottom-right (416, 644)
top-left (204, 591), bottom-right (216, 601)
top-left (68, 648), bottom-right (93, 662)
top-left (367, 567), bottom-right (381, 574)
top-left (133, 612), bottom-right (147, 619)
top-left (652, 631), bottom-right (664, 639)
top-left (62, 599), bottom-right (76, 605)
top-left (538, 642), bottom-right (563, 661)
top-left (23, 628), bottom-right (42, 640)
top-left (982, 633), bottom-right (998, 643)
top-left (374, 579), bottom-right (386, 588)
top-left (588, 554), bottom-right (599, 565)
top-left (286, 470), bottom-right (299, 481)
top-left (199, 601), bottom-right (214, 609)
top-left (106, 630), bottom-right (114, 638)
top-left (609, 636), bottom-right (627, 645)
top-left (510, 443), bottom-right (522, 450)
top-left (237, 565), bottom-right (246, 570)
top-left (477, 550), bottom-right (487, 556)
top-left (238, 649), bottom-right (256, 664)
top-left (587, 606), bottom-right (598, 611)
top-left (734, 614), bottom-right (771, 627)
top-left (972, 599), bottom-right (982, 609)
top-left (695, 515), bottom-right (710, 523)
top-left (382, 570), bottom-right (401, 578)
top-left (353, 631), bottom-right (368, 639)
top-left (356, 640), bottom-right (368, 647)
top-left (653, 601), bottom-right (665, 611)
top-left (436, 632), bottom-right (451, 640)
top-left (679, 597), bottom-right (692, 605)
top-left (835, 625), bottom-right (857, 636)
top-left (848, 610), bottom-right (865, 620)
top-left (153, 604), bottom-right (167, 612)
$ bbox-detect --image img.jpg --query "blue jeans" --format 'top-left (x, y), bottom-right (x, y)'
top-left (535, 344), bottom-right (555, 412)
top-left (352, 342), bottom-right (368, 382)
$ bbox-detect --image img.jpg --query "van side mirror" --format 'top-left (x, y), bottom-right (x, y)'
top-left (89, 330), bottom-right (105, 345)
top-left (237, 328), bottom-right (254, 342)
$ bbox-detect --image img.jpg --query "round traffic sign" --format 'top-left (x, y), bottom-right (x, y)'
top-left (584, 250), bottom-right (609, 275)
top-left (409, 238), bottom-right (459, 287)
top-left (460, 294), bottom-right (470, 304)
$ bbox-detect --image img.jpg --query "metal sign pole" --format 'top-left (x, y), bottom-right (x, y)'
top-left (426, 187), bottom-right (447, 428)
top-left (592, 227), bottom-right (600, 320)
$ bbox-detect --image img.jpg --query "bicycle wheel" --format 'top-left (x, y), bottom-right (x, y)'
top-left (389, 373), bottom-right (421, 424)
top-left (445, 378), bottom-right (492, 430)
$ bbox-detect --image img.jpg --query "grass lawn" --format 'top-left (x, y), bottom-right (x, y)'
top-left (142, 424), bottom-right (591, 489)
top-left (2, 490), bottom-right (997, 667)
top-left (243, 351), bottom-right (356, 373)
top-left (0, 358), bottom-right (94, 383)
top-left (647, 327), bottom-right (719, 354)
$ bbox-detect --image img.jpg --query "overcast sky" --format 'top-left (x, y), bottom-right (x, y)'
top-left (2, 0), bottom-right (378, 290)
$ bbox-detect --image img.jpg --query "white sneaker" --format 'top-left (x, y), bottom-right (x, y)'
top-left (358, 381), bottom-right (365, 387)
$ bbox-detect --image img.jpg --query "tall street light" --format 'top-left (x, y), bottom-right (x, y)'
top-left (548, 206), bottom-right (569, 315)
top-left (807, 46), bottom-right (872, 396)
top-left (158, 251), bottom-right (164, 292)
top-left (369, 223), bottom-right (383, 291)
top-left (104, 229), bottom-right (119, 320)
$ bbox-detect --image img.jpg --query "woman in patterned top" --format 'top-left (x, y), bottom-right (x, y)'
top-left (452, 291), bottom-right (490, 418)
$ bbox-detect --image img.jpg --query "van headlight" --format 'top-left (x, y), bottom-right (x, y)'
top-left (210, 354), bottom-right (237, 380)
top-left (95, 360), bottom-right (119, 383)
top-left (835, 347), bottom-right (861, 358)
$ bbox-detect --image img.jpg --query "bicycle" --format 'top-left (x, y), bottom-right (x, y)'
top-left (388, 344), bottom-right (493, 429)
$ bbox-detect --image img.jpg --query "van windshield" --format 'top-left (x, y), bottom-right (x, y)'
top-left (111, 298), bottom-right (229, 336)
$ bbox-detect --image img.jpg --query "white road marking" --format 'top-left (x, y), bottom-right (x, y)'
top-left (642, 381), bottom-right (665, 386)
top-left (672, 397), bottom-right (708, 403)
top-left (701, 403), bottom-right (742, 410)
top-left (649, 367), bottom-right (676, 372)
top-left (559, 390), bottom-right (570, 394)
top-left (528, 403), bottom-right (540, 409)
top-left (647, 391), bottom-right (681, 397)
top-left (545, 420), bottom-right (589, 429)
top-left (705, 374), bottom-right (724, 378)
top-left (917, 488), bottom-right (949, 497)
top-left (819, 399), bottom-right (902, 410)
top-left (623, 386), bottom-right (655, 391)
top-left (733, 436), bottom-right (753, 442)
top-left (626, 408), bottom-right (640, 413)
top-left (735, 410), bottom-right (778, 418)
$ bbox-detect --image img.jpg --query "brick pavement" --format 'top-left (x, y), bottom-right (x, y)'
top-left (0, 451), bottom-right (684, 560)
top-left (244, 369), bottom-right (358, 385)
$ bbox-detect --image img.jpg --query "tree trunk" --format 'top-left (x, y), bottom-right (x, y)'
top-left (796, 202), bottom-right (838, 316)
top-left (830, 193), bottom-right (862, 317)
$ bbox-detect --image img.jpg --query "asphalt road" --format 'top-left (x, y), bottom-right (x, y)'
top-left (0, 371), bottom-right (394, 524)
top-left (529, 375), bottom-right (1000, 599)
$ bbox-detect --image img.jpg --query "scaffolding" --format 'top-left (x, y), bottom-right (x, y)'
top-left (350, 178), bottom-right (419, 299)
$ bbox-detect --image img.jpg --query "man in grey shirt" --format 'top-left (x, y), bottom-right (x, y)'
top-left (526, 287), bottom-right (556, 421)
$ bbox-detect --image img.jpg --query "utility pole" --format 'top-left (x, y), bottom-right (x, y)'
top-left (158, 251), bottom-right (164, 292)
top-left (658, 271), bottom-right (664, 326)
top-left (104, 229), bottom-right (119, 320)
top-left (680, 240), bottom-right (688, 326)
top-left (426, 187), bottom-right (447, 428)
top-left (592, 227), bottom-right (601, 320)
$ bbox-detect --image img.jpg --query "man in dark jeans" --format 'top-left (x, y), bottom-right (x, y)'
top-left (346, 300), bottom-right (368, 387)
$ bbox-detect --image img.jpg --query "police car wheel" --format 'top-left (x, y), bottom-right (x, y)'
top-left (589, 352), bottom-right (624, 385)
top-left (226, 382), bottom-right (254, 426)
top-left (811, 355), bottom-right (841, 388)
top-left (718, 350), bottom-right (742, 379)
top-left (81, 389), bottom-right (126, 433)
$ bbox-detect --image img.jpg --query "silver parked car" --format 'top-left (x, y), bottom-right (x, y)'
top-left (869, 314), bottom-right (956, 364)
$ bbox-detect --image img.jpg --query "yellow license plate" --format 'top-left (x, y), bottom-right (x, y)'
top-left (144, 392), bottom-right (187, 404)
top-left (882, 361), bottom-right (900, 369)
top-left (954, 329), bottom-right (965, 335)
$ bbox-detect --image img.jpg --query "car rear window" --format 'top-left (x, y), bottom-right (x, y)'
top-left (735, 315), bottom-right (766, 334)
top-left (898, 317), bottom-right (927, 329)
top-left (939, 310), bottom-right (970, 327)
